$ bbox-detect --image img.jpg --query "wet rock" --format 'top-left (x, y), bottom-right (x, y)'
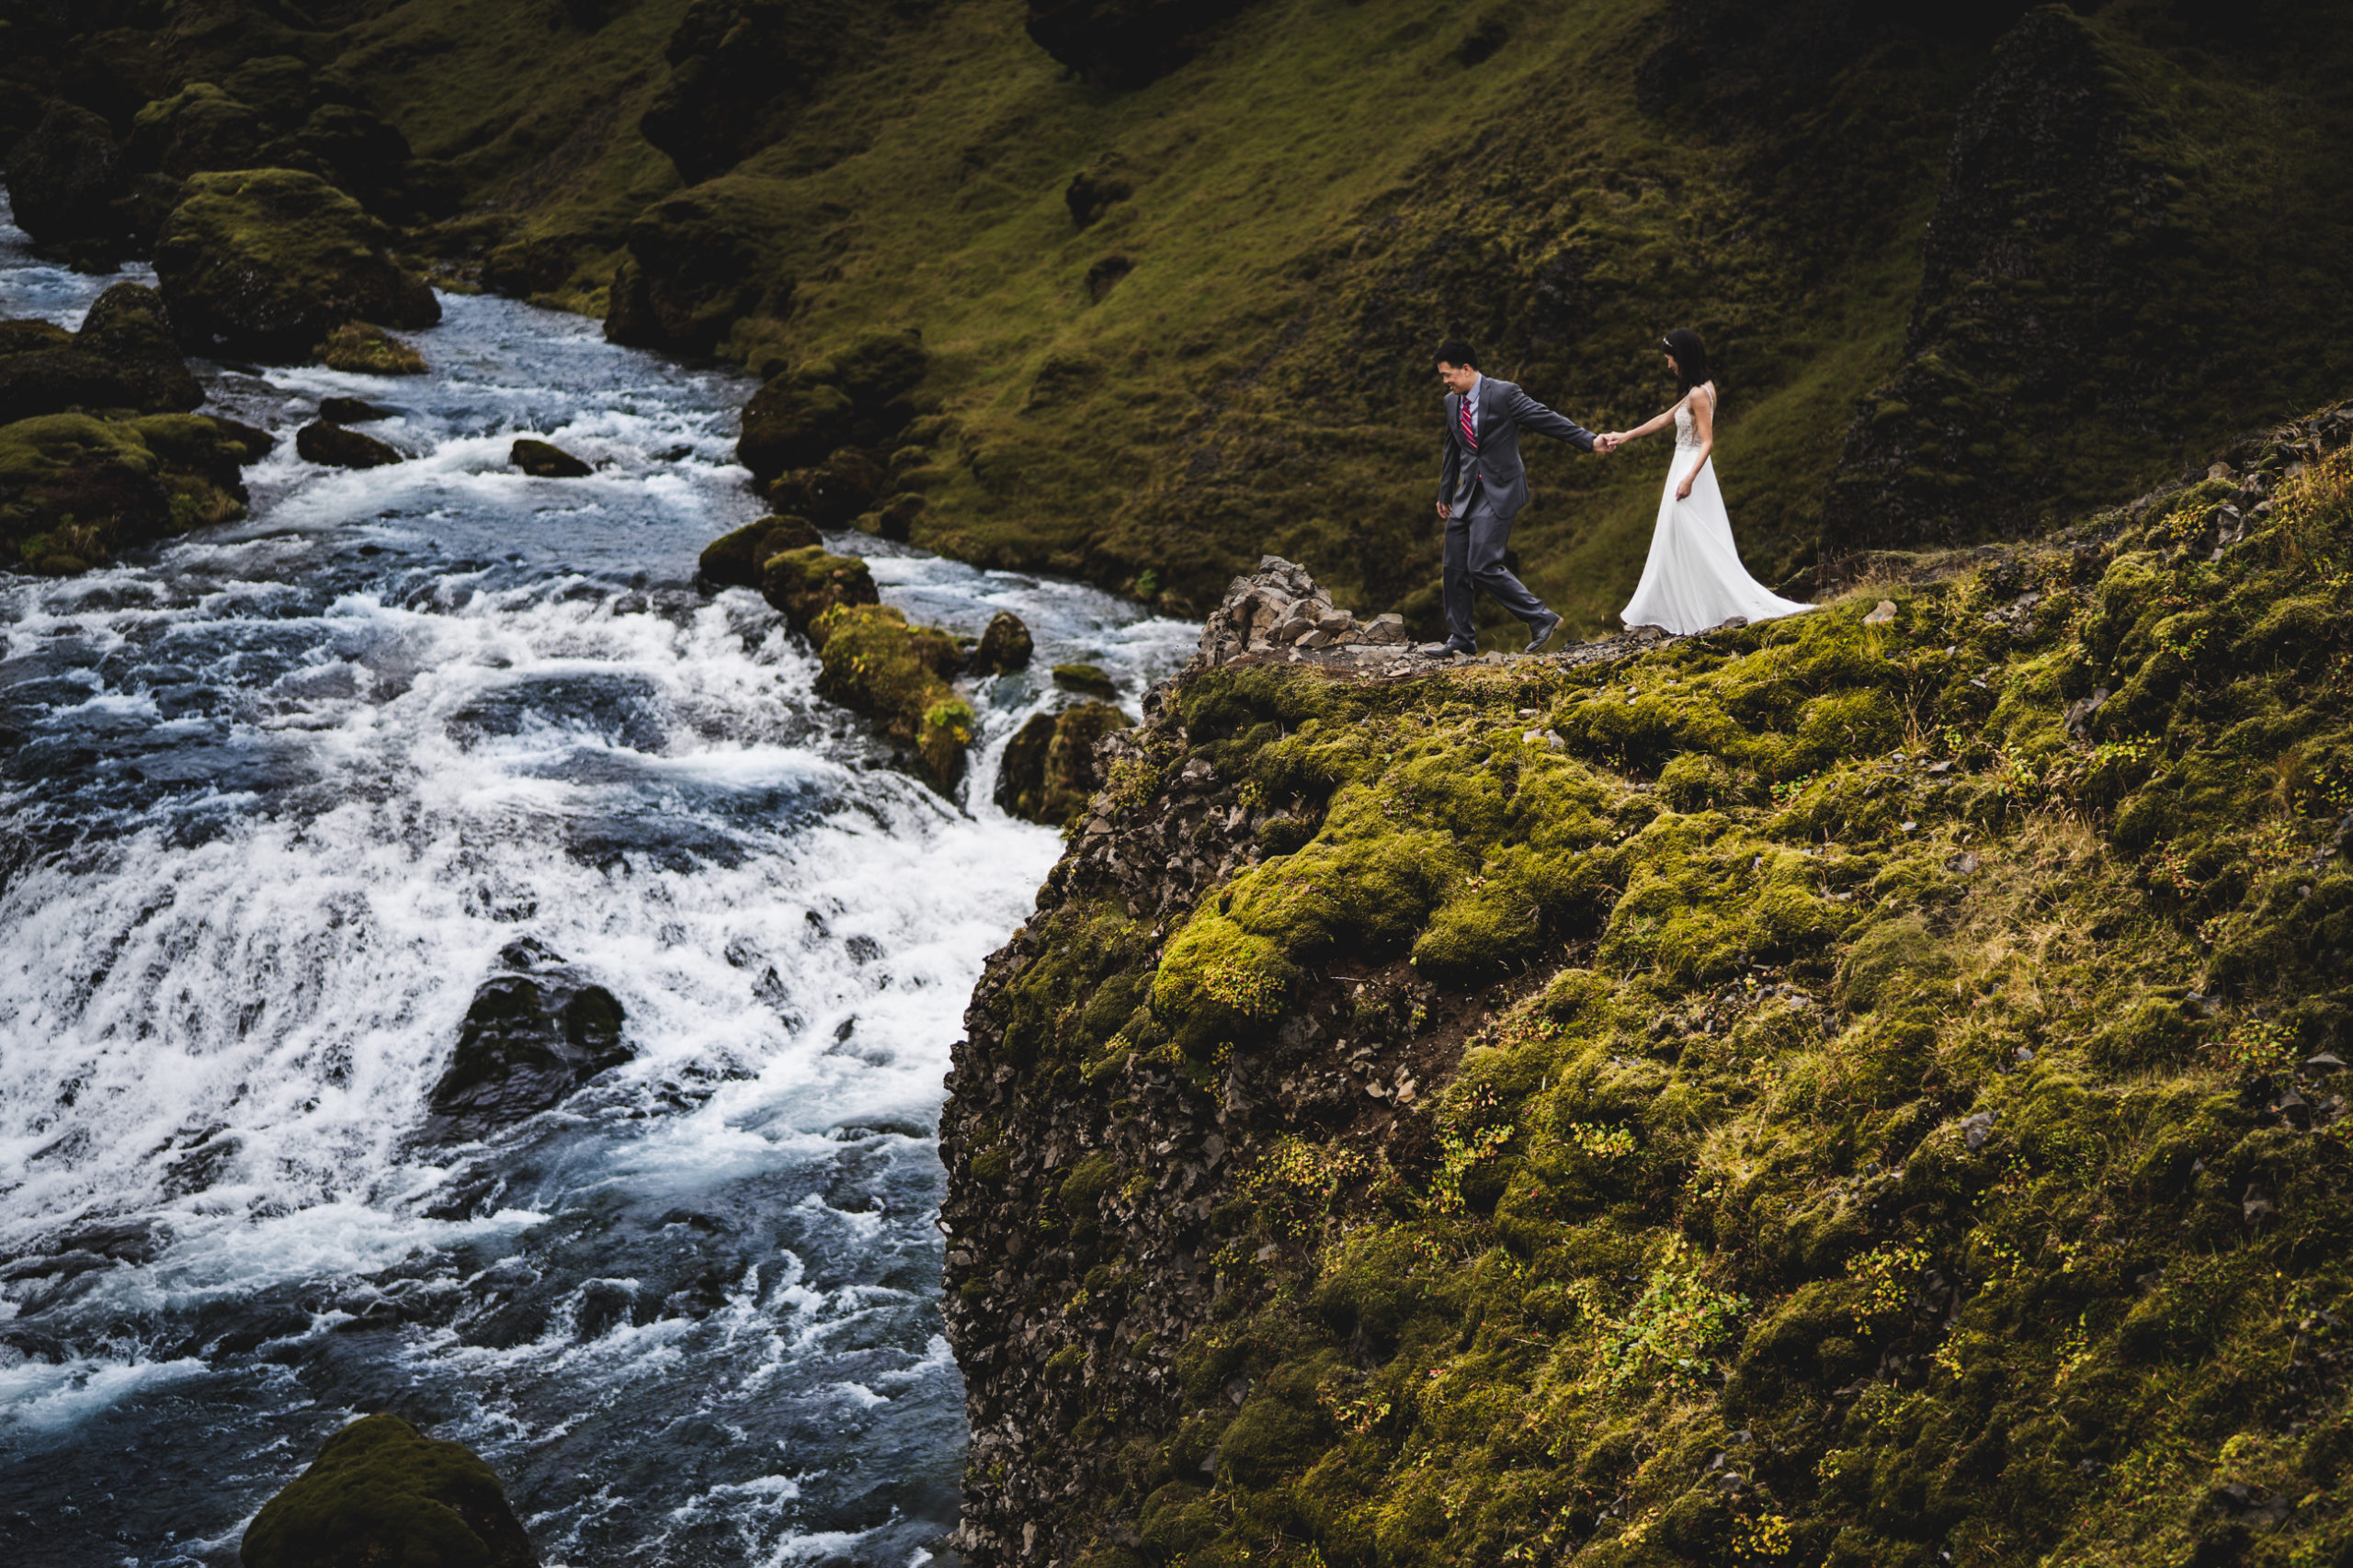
top-left (129, 84), bottom-right (270, 179)
top-left (240, 1413), bottom-right (541, 1568)
top-left (995, 700), bottom-right (1132, 825)
top-left (699, 513), bottom-right (822, 590)
top-left (3, 100), bottom-right (128, 246)
top-left (758, 544), bottom-right (878, 635)
top-left (812, 603), bottom-right (972, 785)
top-left (972, 610), bottom-right (1034, 674)
top-left (153, 168), bottom-right (440, 358)
top-left (509, 437), bottom-right (592, 478)
top-left (317, 395), bottom-right (393, 424)
top-left (0, 410), bottom-right (264, 574)
top-left (315, 322), bottom-right (427, 377)
top-left (296, 421), bottom-right (402, 470)
top-left (1025, 0), bottom-right (1262, 87)
top-left (1053, 662), bottom-right (1118, 697)
top-left (420, 950), bottom-right (631, 1145)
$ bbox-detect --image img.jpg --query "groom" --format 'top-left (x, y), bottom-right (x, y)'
top-left (1426, 338), bottom-right (1611, 656)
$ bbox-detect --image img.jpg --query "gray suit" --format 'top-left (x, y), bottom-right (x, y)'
top-left (1437, 376), bottom-right (1597, 645)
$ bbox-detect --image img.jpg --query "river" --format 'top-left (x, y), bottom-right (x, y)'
top-left (0, 201), bottom-right (1191, 1566)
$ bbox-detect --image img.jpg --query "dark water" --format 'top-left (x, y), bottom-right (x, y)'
top-left (0, 202), bottom-right (1191, 1566)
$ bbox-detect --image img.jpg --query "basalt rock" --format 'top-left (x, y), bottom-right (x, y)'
top-left (994, 699), bottom-right (1131, 826)
top-left (1052, 661), bottom-right (1118, 698)
top-left (240, 1414), bottom-right (540, 1568)
top-left (699, 513), bottom-right (823, 590)
top-left (757, 544), bottom-right (878, 635)
top-left (2, 100), bottom-right (128, 247)
top-left (317, 395), bottom-right (392, 424)
top-left (153, 168), bottom-right (440, 358)
top-left (640, 0), bottom-right (897, 184)
top-left (419, 944), bottom-right (631, 1145)
top-left (509, 437), bottom-right (592, 478)
top-left (736, 329), bottom-right (928, 483)
top-left (315, 322), bottom-right (427, 376)
top-left (296, 421), bottom-right (402, 470)
top-left (602, 185), bottom-right (777, 356)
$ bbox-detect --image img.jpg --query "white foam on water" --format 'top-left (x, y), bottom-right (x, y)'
top-left (0, 1356), bottom-right (210, 1437)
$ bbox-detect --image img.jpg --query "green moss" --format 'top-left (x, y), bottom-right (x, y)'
top-left (957, 408), bottom-right (2353, 1568)
top-left (317, 321), bottom-right (427, 375)
top-left (241, 1414), bottom-right (536, 1568)
top-left (757, 544), bottom-right (878, 634)
top-left (812, 603), bottom-right (970, 786)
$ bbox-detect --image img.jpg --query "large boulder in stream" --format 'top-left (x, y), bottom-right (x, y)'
top-left (419, 944), bottom-right (631, 1145)
top-left (995, 700), bottom-right (1131, 825)
top-left (2, 101), bottom-right (129, 247)
top-left (756, 543), bottom-right (876, 634)
top-left (0, 411), bottom-right (269, 574)
top-left (0, 283), bottom-right (204, 424)
top-left (153, 168), bottom-right (440, 358)
top-left (241, 1414), bottom-right (540, 1568)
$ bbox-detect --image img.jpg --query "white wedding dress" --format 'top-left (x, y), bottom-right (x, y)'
top-left (1620, 392), bottom-right (1813, 635)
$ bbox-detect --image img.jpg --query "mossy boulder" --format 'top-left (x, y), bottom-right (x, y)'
top-left (315, 322), bottom-right (427, 376)
top-left (0, 410), bottom-right (264, 574)
top-left (1052, 662), bottom-right (1118, 698)
top-left (0, 287), bottom-right (203, 426)
top-left (736, 329), bottom-right (927, 483)
top-left (2, 100), bottom-right (127, 246)
top-left (995, 700), bottom-right (1131, 826)
top-left (756, 543), bottom-right (877, 634)
top-left (153, 168), bottom-right (439, 358)
top-left (602, 180), bottom-right (780, 356)
top-left (240, 1413), bottom-right (540, 1568)
top-left (812, 602), bottom-right (972, 785)
top-left (129, 84), bottom-right (270, 179)
top-left (1024, 0), bottom-right (1262, 87)
top-left (699, 513), bottom-right (823, 589)
top-left (509, 437), bottom-right (591, 478)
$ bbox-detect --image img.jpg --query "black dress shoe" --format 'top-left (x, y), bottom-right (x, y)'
top-left (1525, 613), bottom-right (1562, 653)
top-left (1417, 641), bottom-right (1472, 657)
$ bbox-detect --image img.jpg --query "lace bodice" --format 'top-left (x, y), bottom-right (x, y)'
top-left (1675, 386), bottom-right (1711, 451)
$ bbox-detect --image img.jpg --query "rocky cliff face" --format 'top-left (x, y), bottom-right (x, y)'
top-left (942, 400), bottom-right (2353, 1567)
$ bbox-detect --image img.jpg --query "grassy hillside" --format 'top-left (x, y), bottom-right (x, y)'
top-left (333, 0), bottom-right (2351, 634)
top-left (942, 400), bottom-right (2353, 1566)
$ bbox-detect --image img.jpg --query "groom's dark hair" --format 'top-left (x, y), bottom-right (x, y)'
top-left (1434, 338), bottom-right (1480, 369)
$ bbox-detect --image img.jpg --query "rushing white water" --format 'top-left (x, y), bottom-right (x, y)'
top-left (0, 202), bottom-right (1192, 1565)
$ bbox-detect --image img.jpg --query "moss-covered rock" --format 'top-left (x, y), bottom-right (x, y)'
top-left (240, 1413), bottom-right (540, 1568)
top-left (2, 100), bottom-right (127, 247)
top-left (296, 422), bottom-right (402, 470)
top-left (973, 609), bottom-right (1035, 674)
top-left (699, 513), bottom-right (823, 589)
top-left (735, 330), bottom-right (928, 483)
top-left (153, 168), bottom-right (439, 358)
top-left (315, 322), bottom-right (427, 377)
top-left (995, 700), bottom-right (1131, 825)
top-left (812, 602), bottom-right (972, 784)
top-left (0, 409), bottom-right (265, 574)
top-left (1024, 0), bottom-right (1262, 87)
top-left (1052, 662), bottom-right (1118, 698)
top-left (756, 544), bottom-right (878, 635)
top-left (129, 84), bottom-right (271, 180)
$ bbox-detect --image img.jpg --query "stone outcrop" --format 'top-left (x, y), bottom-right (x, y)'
top-left (315, 322), bottom-right (427, 376)
top-left (698, 513), bottom-right (824, 590)
top-left (241, 1414), bottom-right (540, 1568)
top-left (0, 410), bottom-right (268, 574)
top-left (735, 329), bottom-right (930, 492)
top-left (3, 100), bottom-right (129, 248)
top-left (153, 168), bottom-right (440, 358)
top-left (419, 942), bottom-right (631, 1146)
top-left (972, 609), bottom-right (1035, 674)
top-left (1024, 0), bottom-right (1263, 87)
top-left (296, 422), bottom-right (402, 470)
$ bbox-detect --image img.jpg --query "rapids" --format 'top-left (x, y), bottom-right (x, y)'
top-left (0, 203), bottom-right (1192, 1566)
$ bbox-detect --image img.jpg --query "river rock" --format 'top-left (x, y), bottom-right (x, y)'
top-left (240, 1414), bottom-right (541, 1568)
top-left (153, 168), bottom-right (440, 358)
top-left (0, 411), bottom-right (266, 574)
top-left (129, 84), bottom-right (271, 179)
top-left (2, 101), bottom-right (128, 245)
top-left (510, 437), bottom-right (592, 478)
top-left (420, 946), bottom-right (631, 1144)
top-left (0, 284), bottom-right (204, 424)
top-left (296, 421), bottom-right (402, 470)
top-left (759, 544), bottom-right (878, 635)
top-left (1052, 662), bottom-right (1118, 697)
top-left (318, 395), bottom-right (393, 423)
top-left (972, 610), bottom-right (1034, 674)
top-left (995, 700), bottom-right (1131, 825)
top-left (698, 513), bottom-right (822, 590)
top-left (316, 322), bottom-right (427, 376)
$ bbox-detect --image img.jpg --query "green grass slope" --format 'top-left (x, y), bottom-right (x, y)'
top-left (941, 400), bottom-right (2353, 1566)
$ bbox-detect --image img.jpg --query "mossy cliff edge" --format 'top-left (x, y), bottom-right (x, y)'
top-left (940, 400), bottom-right (2353, 1568)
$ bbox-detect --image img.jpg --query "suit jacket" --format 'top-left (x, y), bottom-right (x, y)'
top-left (1438, 376), bottom-right (1597, 520)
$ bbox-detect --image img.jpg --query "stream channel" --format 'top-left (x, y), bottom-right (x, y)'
top-left (0, 201), bottom-right (1193, 1567)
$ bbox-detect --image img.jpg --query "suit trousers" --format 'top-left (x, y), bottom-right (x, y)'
top-left (1443, 494), bottom-right (1551, 644)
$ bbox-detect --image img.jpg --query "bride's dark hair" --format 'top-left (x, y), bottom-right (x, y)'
top-left (1661, 328), bottom-right (1711, 393)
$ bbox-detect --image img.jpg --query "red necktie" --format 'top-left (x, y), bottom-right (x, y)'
top-left (1460, 394), bottom-right (1477, 449)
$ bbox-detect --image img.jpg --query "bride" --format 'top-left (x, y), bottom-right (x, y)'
top-left (1601, 329), bottom-right (1813, 636)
